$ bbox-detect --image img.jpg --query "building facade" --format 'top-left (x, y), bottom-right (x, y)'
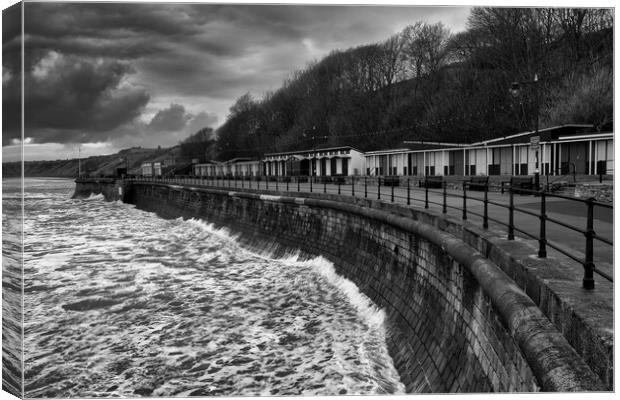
top-left (262, 146), bottom-right (365, 177)
top-left (364, 125), bottom-right (613, 177)
top-left (156, 125), bottom-right (614, 179)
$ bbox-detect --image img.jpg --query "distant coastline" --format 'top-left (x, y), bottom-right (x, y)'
top-left (2, 146), bottom-right (179, 179)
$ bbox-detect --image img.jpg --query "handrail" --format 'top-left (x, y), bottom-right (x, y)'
top-left (127, 174), bottom-right (613, 289)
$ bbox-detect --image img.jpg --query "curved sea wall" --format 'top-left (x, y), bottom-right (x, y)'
top-left (116, 181), bottom-right (603, 393)
top-left (72, 178), bottom-right (128, 200)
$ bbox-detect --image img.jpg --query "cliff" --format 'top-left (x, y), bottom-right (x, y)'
top-left (2, 146), bottom-right (181, 178)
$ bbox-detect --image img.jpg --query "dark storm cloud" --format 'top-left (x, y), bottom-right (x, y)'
top-left (20, 51), bottom-right (150, 144)
top-left (2, 3), bottom-right (22, 144)
top-left (147, 104), bottom-right (191, 132)
top-left (8, 2), bottom-right (470, 154)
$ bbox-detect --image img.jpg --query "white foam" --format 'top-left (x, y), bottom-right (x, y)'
top-left (83, 193), bottom-right (105, 201)
top-left (260, 251), bottom-right (386, 329)
top-left (181, 218), bottom-right (241, 242)
top-left (178, 217), bottom-right (386, 328)
top-left (305, 257), bottom-right (385, 328)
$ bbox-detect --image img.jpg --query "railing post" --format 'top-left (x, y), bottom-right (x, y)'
top-left (364, 177), bottom-right (367, 198)
top-left (583, 197), bottom-right (595, 290)
top-left (391, 181), bottom-right (394, 202)
top-left (323, 179), bottom-right (326, 194)
top-left (424, 180), bottom-right (429, 209)
top-left (351, 177), bottom-right (355, 197)
top-left (483, 182), bottom-right (489, 229)
top-left (508, 185), bottom-right (515, 239)
top-left (462, 181), bottom-right (467, 220)
top-left (310, 175), bottom-right (313, 192)
top-left (378, 177), bottom-right (381, 200)
top-left (407, 178), bottom-right (411, 206)
top-left (338, 179), bottom-right (341, 195)
top-left (538, 190), bottom-right (547, 258)
top-left (443, 181), bottom-right (447, 214)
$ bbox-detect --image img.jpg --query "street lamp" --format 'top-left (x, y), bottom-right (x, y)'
top-left (303, 125), bottom-right (328, 182)
top-left (510, 73), bottom-right (540, 191)
top-left (311, 125), bottom-right (317, 182)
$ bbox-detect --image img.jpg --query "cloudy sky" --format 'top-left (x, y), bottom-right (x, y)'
top-left (2, 1), bottom-right (472, 161)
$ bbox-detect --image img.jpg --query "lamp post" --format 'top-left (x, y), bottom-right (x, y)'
top-left (311, 125), bottom-right (317, 182)
top-left (78, 145), bottom-right (81, 178)
top-left (304, 125), bottom-right (328, 182)
top-left (510, 73), bottom-right (540, 191)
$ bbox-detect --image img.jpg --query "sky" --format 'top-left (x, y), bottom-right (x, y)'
top-left (2, 1), bottom-right (473, 162)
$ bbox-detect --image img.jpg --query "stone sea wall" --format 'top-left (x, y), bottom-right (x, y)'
top-left (117, 182), bottom-right (603, 393)
top-left (72, 178), bottom-right (128, 201)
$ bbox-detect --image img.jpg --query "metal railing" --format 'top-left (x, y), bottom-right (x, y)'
top-left (545, 162), bottom-right (577, 190)
top-left (128, 174), bottom-right (613, 290)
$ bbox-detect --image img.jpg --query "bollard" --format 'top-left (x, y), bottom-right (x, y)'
top-left (352, 177), bottom-right (355, 197)
top-left (483, 182), bottom-right (489, 229)
top-left (298, 177), bottom-right (300, 192)
top-left (310, 175), bottom-right (313, 192)
top-left (462, 181), bottom-right (467, 220)
top-left (407, 178), bottom-right (411, 206)
top-left (508, 189), bottom-right (515, 240)
top-left (276, 178), bottom-right (279, 191)
top-left (583, 198), bottom-right (595, 289)
top-left (286, 179), bottom-right (289, 192)
top-left (323, 179), bottom-right (326, 194)
top-left (443, 181), bottom-right (447, 214)
top-left (538, 190), bottom-right (547, 258)
top-left (378, 178), bottom-right (381, 200)
top-left (338, 179), bottom-right (341, 195)
top-left (364, 177), bottom-right (367, 198)
top-left (391, 182), bottom-right (394, 202)
top-left (424, 180), bottom-right (429, 209)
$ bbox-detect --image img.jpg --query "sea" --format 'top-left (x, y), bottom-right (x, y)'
top-left (2, 177), bottom-right (405, 397)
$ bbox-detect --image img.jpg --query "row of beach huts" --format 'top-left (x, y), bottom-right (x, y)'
top-left (140, 125), bottom-right (613, 179)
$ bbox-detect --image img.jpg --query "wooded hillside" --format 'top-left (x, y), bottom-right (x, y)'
top-left (206, 7), bottom-right (612, 161)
